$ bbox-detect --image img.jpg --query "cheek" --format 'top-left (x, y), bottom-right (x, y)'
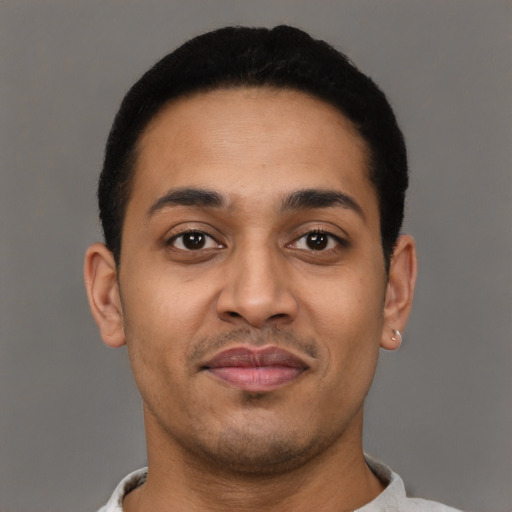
top-left (307, 267), bottom-right (385, 334)
top-left (303, 266), bottom-right (385, 379)
top-left (120, 272), bottom-right (216, 393)
top-left (123, 269), bottom-right (214, 337)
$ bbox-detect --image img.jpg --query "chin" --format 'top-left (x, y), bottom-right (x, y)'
top-left (188, 423), bottom-right (343, 476)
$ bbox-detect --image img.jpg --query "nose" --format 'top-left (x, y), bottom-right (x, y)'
top-left (216, 245), bottom-right (298, 329)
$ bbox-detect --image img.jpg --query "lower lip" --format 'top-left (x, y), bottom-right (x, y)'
top-left (207, 367), bottom-right (304, 392)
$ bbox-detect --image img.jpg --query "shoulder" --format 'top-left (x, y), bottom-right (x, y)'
top-left (404, 497), bottom-right (463, 511)
top-left (96, 467), bottom-right (147, 512)
top-left (361, 455), bottom-right (464, 512)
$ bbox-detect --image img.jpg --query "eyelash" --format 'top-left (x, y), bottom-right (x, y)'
top-left (289, 229), bottom-right (348, 252)
top-left (166, 228), bottom-right (347, 253)
top-left (167, 230), bottom-right (223, 251)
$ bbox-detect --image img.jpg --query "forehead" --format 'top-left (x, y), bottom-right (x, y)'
top-left (129, 87), bottom-right (378, 222)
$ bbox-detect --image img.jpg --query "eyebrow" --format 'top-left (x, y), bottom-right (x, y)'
top-left (147, 186), bottom-right (365, 221)
top-left (280, 188), bottom-right (365, 220)
top-left (147, 187), bottom-right (224, 217)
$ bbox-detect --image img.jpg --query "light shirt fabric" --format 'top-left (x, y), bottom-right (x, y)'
top-left (97, 455), bottom-right (463, 512)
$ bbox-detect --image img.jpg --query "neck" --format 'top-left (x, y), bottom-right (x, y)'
top-left (123, 410), bottom-right (384, 512)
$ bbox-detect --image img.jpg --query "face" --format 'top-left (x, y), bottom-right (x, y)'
top-left (100, 88), bottom-right (406, 473)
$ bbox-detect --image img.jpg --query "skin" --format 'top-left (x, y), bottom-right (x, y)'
top-left (85, 87), bottom-right (417, 512)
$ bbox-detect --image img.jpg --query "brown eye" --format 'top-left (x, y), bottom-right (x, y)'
top-left (306, 232), bottom-right (329, 250)
top-left (182, 232), bottom-right (206, 249)
top-left (169, 231), bottom-right (221, 251)
top-left (290, 230), bottom-right (345, 252)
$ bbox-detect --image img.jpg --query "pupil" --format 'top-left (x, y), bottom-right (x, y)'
top-left (307, 232), bottom-right (328, 250)
top-left (183, 232), bottom-right (205, 250)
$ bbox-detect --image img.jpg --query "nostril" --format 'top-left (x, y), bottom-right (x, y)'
top-left (227, 311), bottom-right (242, 318)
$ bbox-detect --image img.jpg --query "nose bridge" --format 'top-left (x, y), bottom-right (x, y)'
top-left (216, 236), bottom-right (297, 327)
top-left (238, 242), bottom-right (280, 300)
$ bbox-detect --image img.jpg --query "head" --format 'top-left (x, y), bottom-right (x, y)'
top-left (85, 26), bottom-right (416, 476)
top-left (98, 25), bottom-right (408, 271)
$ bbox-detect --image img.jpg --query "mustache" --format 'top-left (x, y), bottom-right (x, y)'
top-left (189, 326), bottom-right (319, 365)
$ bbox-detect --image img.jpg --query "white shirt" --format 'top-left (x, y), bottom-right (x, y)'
top-left (97, 455), bottom-right (463, 512)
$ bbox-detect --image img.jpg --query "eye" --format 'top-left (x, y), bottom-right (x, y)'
top-left (291, 230), bottom-right (344, 251)
top-left (168, 231), bottom-right (222, 251)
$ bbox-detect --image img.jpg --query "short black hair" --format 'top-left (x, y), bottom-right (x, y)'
top-left (99, 25), bottom-right (408, 270)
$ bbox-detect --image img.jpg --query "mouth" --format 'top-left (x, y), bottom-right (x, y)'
top-left (201, 346), bottom-right (309, 392)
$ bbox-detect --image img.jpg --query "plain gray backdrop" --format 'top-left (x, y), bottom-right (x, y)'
top-left (1, 1), bottom-right (511, 511)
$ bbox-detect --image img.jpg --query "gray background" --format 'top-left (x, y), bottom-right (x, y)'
top-left (1, 1), bottom-right (510, 511)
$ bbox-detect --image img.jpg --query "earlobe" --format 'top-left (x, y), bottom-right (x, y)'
top-left (84, 243), bottom-right (126, 348)
top-left (381, 234), bottom-right (417, 351)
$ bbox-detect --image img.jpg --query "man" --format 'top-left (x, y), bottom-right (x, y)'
top-left (84, 25), bottom-right (462, 511)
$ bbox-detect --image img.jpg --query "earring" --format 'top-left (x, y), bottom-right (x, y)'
top-left (391, 329), bottom-right (402, 344)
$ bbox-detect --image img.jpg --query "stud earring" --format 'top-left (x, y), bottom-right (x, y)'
top-left (391, 329), bottom-right (402, 344)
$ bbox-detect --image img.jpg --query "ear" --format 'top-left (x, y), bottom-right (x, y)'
top-left (381, 234), bottom-right (417, 351)
top-left (84, 242), bottom-right (126, 348)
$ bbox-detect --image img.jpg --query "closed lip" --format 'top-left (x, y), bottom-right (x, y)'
top-left (201, 346), bottom-right (310, 392)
